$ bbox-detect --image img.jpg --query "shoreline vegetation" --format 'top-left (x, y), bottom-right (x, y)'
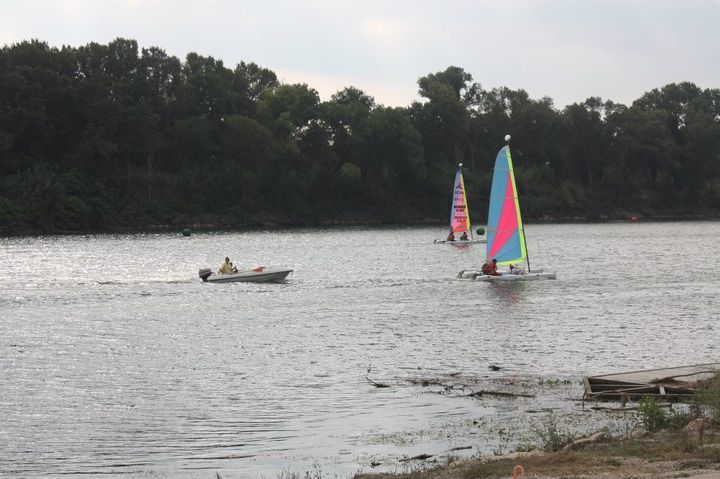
top-left (348, 372), bottom-right (720, 479)
top-left (2, 39), bottom-right (720, 236)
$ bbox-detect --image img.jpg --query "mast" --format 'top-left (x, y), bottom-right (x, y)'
top-left (522, 221), bottom-right (531, 272)
top-left (506, 135), bottom-right (531, 272)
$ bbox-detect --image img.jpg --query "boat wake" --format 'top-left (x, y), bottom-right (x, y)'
top-left (325, 276), bottom-right (458, 290)
top-left (95, 278), bottom-right (196, 285)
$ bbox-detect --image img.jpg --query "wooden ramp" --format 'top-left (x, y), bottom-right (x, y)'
top-left (584, 363), bottom-right (720, 401)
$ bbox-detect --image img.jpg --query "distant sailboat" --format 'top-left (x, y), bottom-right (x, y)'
top-left (458, 136), bottom-right (556, 281)
top-left (434, 163), bottom-right (485, 244)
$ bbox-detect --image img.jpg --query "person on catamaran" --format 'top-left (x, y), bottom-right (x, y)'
top-left (447, 231), bottom-right (455, 241)
top-left (218, 256), bottom-right (238, 274)
top-left (509, 264), bottom-right (526, 275)
top-left (481, 258), bottom-right (501, 276)
top-left (460, 231), bottom-right (468, 241)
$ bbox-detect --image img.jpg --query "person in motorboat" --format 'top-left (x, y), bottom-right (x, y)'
top-left (481, 258), bottom-right (501, 276)
top-left (218, 256), bottom-right (238, 274)
top-left (460, 231), bottom-right (468, 241)
top-left (446, 231), bottom-right (455, 241)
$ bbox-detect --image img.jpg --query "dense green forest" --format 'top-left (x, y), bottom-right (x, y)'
top-left (1, 38), bottom-right (720, 234)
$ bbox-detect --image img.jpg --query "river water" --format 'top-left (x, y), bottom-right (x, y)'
top-left (1, 222), bottom-right (719, 478)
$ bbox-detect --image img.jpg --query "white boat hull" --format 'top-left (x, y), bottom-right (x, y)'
top-left (475, 271), bottom-right (556, 281)
top-left (434, 239), bottom-right (486, 244)
top-left (457, 269), bottom-right (556, 281)
top-left (200, 266), bottom-right (293, 283)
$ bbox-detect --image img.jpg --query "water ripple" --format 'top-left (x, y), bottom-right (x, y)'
top-left (1, 223), bottom-right (719, 477)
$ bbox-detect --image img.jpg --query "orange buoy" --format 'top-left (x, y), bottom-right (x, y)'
top-left (512, 464), bottom-right (524, 478)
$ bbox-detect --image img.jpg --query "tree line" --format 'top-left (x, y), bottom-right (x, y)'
top-left (1, 38), bottom-right (719, 234)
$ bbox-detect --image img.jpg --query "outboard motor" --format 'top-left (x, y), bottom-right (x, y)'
top-left (198, 268), bottom-right (213, 282)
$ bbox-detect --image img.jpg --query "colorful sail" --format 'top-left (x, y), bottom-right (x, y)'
top-left (450, 165), bottom-right (471, 233)
top-left (485, 145), bottom-right (527, 264)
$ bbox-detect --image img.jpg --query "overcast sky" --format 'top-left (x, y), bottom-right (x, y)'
top-left (1, 0), bottom-right (719, 108)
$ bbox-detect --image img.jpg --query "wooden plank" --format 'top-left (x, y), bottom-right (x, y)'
top-left (583, 363), bottom-right (720, 402)
top-left (588, 363), bottom-right (720, 385)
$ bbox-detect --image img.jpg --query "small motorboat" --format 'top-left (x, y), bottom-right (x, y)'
top-left (198, 266), bottom-right (293, 283)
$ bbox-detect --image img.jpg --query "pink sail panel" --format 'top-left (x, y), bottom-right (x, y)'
top-left (450, 168), bottom-right (471, 233)
top-left (488, 174), bottom-right (520, 259)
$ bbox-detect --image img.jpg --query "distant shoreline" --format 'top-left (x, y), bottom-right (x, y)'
top-left (2, 214), bottom-right (720, 237)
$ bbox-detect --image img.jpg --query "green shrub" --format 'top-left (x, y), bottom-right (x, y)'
top-left (533, 414), bottom-right (574, 452)
top-left (696, 372), bottom-right (720, 422)
top-left (634, 397), bottom-right (690, 431)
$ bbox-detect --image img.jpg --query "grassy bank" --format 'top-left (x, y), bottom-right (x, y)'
top-left (354, 422), bottom-right (720, 479)
top-left (348, 373), bottom-right (720, 479)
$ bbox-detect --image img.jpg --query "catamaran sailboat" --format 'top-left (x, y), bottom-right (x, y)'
top-left (434, 163), bottom-right (485, 244)
top-left (458, 136), bottom-right (556, 281)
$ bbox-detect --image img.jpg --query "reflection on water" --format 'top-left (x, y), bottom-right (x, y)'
top-left (485, 282), bottom-right (529, 305)
top-left (1, 222), bottom-right (719, 478)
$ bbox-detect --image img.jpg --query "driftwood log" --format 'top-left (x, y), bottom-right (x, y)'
top-left (399, 453), bottom-right (433, 462)
top-left (466, 389), bottom-right (535, 398)
top-left (366, 376), bottom-right (391, 388)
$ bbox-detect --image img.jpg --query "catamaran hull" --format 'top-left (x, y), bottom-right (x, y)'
top-left (457, 269), bottom-right (556, 281)
top-left (475, 272), bottom-right (556, 281)
top-left (434, 239), bottom-right (486, 244)
top-left (199, 267), bottom-right (293, 283)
